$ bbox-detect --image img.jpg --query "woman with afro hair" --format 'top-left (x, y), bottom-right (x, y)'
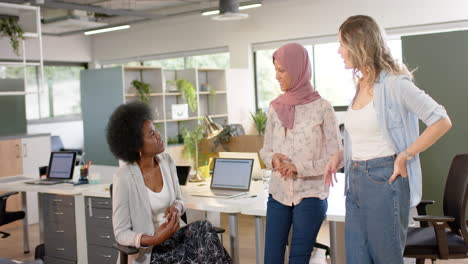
top-left (107, 101), bottom-right (231, 264)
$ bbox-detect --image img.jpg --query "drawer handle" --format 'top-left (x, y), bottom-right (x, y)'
top-left (54, 212), bottom-right (64, 215)
top-left (52, 199), bottom-right (63, 202)
top-left (56, 248), bottom-right (65, 251)
top-left (55, 230), bottom-right (65, 233)
top-left (97, 202), bottom-right (109, 205)
top-left (99, 235), bottom-right (111, 239)
top-left (101, 254), bottom-right (112, 258)
top-left (97, 216), bottom-right (110, 219)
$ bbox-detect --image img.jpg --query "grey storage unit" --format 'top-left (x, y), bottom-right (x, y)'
top-left (42, 194), bottom-right (77, 263)
top-left (85, 196), bottom-right (118, 264)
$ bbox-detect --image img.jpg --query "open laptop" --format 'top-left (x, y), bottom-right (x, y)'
top-left (218, 152), bottom-right (262, 180)
top-left (176, 166), bottom-right (191, 186)
top-left (191, 158), bottom-right (254, 198)
top-left (25, 152), bottom-right (76, 185)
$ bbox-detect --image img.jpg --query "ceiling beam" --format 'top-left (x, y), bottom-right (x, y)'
top-left (0, 0), bottom-right (166, 19)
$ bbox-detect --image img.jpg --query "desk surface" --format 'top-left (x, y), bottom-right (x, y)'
top-left (0, 168), bottom-right (346, 221)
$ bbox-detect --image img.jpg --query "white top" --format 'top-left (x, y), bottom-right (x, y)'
top-left (345, 101), bottom-right (395, 160)
top-left (147, 178), bottom-right (172, 231)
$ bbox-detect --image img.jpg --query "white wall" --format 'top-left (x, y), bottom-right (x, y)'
top-left (0, 33), bottom-right (92, 62)
top-left (90, 0), bottom-right (468, 128)
top-left (27, 120), bottom-right (84, 149)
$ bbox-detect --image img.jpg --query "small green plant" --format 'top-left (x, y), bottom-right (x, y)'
top-left (168, 79), bottom-right (197, 113)
top-left (250, 109), bottom-right (268, 136)
top-left (0, 16), bottom-right (24, 56)
top-left (182, 123), bottom-right (206, 162)
top-left (132, 80), bottom-right (151, 104)
top-left (212, 125), bottom-right (231, 152)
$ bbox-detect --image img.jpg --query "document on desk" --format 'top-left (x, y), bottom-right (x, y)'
top-left (0, 176), bottom-right (31, 183)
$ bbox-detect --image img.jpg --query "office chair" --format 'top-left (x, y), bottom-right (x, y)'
top-left (0, 192), bottom-right (25, 240)
top-left (109, 184), bottom-right (226, 264)
top-left (404, 154), bottom-right (468, 263)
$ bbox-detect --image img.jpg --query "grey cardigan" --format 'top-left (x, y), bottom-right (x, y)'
top-left (112, 153), bottom-right (185, 264)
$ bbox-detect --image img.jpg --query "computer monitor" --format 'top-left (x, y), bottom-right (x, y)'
top-left (47, 151), bottom-right (76, 180)
top-left (218, 152), bottom-right (262, 180)
top-left (210, 158), bottom-right (253, 191)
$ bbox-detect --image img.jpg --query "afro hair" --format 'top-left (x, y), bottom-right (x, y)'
top-left (106, 101), bottom-right (153, 163)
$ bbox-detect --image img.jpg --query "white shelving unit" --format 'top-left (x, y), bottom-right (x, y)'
top-left (0, 3), bottom-right (45, 117)
top-left (122, 67), bottom-right (229, 144)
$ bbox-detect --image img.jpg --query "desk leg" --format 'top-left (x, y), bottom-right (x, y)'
top-left (38, 193), bottom-right (44, 244)
top-left (329, 221), bottom-right (337, 264)
top-left (228, 213), bottom-right (239, 264)
top-left (329, 221), bottom-right (346, 264)
top-left (254, 216), bottom-right (264, 264)
top-left (21, 192), bottom-right (30, 253)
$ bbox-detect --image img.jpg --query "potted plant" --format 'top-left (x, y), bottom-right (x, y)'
top-left (131, 80), bottom-right (151, 104)
top-left (182, 123), bottom-right (205, 162)
top-left (174, 79), bottom-right (197, 113)
top-left (0, 15), bottom-right (24, 56)
top-left (250, 109), bottom-right (268, 136)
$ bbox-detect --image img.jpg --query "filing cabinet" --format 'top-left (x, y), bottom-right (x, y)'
top-left (85, 196), bottom-right (118, 264)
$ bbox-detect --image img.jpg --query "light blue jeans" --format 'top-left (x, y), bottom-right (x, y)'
top-left (345, 155), bottom-right (410, 264)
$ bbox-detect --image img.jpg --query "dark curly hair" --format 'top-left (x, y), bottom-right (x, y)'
top-left (106, 102), bottom-right (153, 163)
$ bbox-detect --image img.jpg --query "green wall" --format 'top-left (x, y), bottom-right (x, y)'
top-left (0, 79), bottom-right (27, 136)
top-left (81, 67), bottom-right (124, 166)
top-left (402, 30), bottom-right (468, 215)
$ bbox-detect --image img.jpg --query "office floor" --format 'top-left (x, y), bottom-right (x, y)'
top-left (0, 215), bottom-right (467, 264)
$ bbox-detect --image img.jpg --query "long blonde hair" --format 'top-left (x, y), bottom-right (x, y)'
top-left (339, 15), bottom-right (412, 84)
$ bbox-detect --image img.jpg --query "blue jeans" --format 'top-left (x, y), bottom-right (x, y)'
top-left (264, 194), bottom-right (327, 264)
top-left (345, 155), bottom-right (410, 264)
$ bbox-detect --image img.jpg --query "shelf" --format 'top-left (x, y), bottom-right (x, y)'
top-left (209, 114), bottom-right (228, 118)
top-left (0, 62), bottom-right (41, 67)
top-left (125, 93), bottom-right (164, 97)
top-left (124, 66), bottom-right (162, 71)
top-left (164, 92), bottom-right (181, 96)
top-left (23, 32), bottom-right (39, 38)
top-left (0, 92), bottom-right (28, 96)
top-left (198, 91), bottom-right (227, 95)
top-left (166, 117), bottom-right (199, 122)
top-left (153, 119), bottom-right (165, 123)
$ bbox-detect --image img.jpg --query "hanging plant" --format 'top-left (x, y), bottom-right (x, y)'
top-left (0, 16), bottom-right (24, 56)
top-left (131, 80), bottom-right (151, 104)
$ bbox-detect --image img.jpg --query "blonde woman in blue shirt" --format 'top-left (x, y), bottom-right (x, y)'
top-left (324, 15), bottom-right (452, 264)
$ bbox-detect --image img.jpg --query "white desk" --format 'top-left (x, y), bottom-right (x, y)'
top-left (240, 173), bottom-right (347, 264)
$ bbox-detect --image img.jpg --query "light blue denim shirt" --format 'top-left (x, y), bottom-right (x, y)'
top-left (343, 71), bottom-right (449, 207)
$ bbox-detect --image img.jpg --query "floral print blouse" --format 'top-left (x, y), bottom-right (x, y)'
top-left (260, 98), bottom-right (342, 206)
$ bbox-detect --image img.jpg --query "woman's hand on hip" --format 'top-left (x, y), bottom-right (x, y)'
top-left (324, 151), bottom-right (342, 187)
top-left (389, 152), bottom-right (408, 183)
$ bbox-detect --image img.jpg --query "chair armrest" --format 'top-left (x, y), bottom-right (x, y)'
top-left (0, 192), bottom-right (19, 200)
top-left (416, 200), bottom-right (435, 215)
top-left (413, 215), bottom-right (454, 223)
top-left (112, 243), bottom-right (139, 255)
top-left (413, 215), bottom-right (454, 259)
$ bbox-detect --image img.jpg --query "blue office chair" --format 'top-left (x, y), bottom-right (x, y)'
top-left (0, 192), bottom-right (25, 241)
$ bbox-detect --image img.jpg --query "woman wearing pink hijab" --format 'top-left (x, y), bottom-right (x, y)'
top-left (260, 43), bottom-right (342, 264)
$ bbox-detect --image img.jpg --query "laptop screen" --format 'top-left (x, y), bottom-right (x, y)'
top-left (211, 158), bottom-right (253, 191)
top-left (47, 152), bottom-right (76, 179)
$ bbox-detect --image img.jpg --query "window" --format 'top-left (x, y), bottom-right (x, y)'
top-left (254, 39), bottom-right (403, 110)
top-left (0, 63), bottom-right (86, 120)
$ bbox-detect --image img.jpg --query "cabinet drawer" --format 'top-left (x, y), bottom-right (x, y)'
top-left (45, 237), bottom-right (77, 261)
top-left (44, 219), bottom-right (76, 237)
top-left (44, 256), bottom-right (76, 264)
top-left (86, 197), bottom-right (112, 209)
top-left (86, 207), bottom-right (113, 228)
top-left (43, 193), bottom-right (74, 207)
top-left (87, 226), bottom-right (115, 247)
top-left (88, 245), bottom-right (118, 264)
top-left (44, 205), bottom-right (75, 225)
top-left (44, 226), bottom-right (76, 250)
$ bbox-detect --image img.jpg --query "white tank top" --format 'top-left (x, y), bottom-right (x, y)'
top-left (146, 178), bottom-right (172, 231)
top-left (345, 101), bottom-right (395, 161)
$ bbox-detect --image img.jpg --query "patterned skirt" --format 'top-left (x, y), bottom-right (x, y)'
top-left (151, 220), bottom-right (232, 264)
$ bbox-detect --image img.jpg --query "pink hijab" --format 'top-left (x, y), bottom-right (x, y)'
top-left (271, 43), bottom-right (321, 129)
